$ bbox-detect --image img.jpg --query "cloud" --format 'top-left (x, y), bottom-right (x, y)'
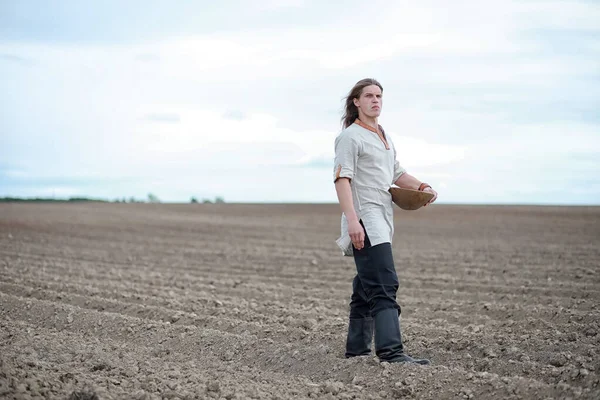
top-left (131, 107), bottom-right (336, 169)
top-left (0, 53), bottom-right (34, 66)
top-left (222, 110), bottom-right (246, 121)
top-left (297, 156), bottom-right (333, 169)
top-left (135, 53), bottom-right (160, 63)
top-left (259, 0), bottom-right (307, 10)
top-left (392, 136), bottom-right (466, 168)
top-left (142, 112), bottom-right (180, 123)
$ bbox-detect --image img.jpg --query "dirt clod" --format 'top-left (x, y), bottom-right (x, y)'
top-left (67, 390), bottom-right (99, 400)
top-left (549, 354), bottom-right (568, 367)
top-left (206, 381), bottom-right (220, 393)
top-left (321, 381), bottom-right (344, 395)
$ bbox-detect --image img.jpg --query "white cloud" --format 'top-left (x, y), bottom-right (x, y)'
top-left (258, 0), bottom-right (307, 10)
top-left (392, 135), bottom-right (467, 168)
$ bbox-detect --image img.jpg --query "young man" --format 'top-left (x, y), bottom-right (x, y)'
top-left (333, 78), bottom-right (437, 364)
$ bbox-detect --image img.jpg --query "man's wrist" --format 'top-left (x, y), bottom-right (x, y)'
top-left (345, 214), bottom-right (359, 223)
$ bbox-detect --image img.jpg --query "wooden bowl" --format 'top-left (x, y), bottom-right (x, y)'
top-left (389, 187), bottom-right (434, 210)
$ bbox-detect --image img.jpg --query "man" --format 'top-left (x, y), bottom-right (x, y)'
top-left (333, 78), bottom-right (437, 364)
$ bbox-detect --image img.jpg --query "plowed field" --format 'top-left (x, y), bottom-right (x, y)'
top-left (1, 203), bottom-right (599, 400)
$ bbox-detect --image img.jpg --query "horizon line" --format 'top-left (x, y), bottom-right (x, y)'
top-left (1, 196), bottom-right (598, 207)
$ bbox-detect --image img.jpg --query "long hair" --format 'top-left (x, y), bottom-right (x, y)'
top-left (341, 78), bottom-right (383, 128)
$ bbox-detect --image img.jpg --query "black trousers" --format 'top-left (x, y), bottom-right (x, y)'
top-left (349, 220), bottom-right (401, 319)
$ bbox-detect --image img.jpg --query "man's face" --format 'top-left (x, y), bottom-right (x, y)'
top-left (353, 84), bottom-right (382, 119)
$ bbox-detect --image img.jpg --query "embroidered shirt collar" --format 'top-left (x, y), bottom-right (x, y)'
top-left (354, 118), bottom-right (390, 150)
top-left (354, 118), bottom-right (379, 134)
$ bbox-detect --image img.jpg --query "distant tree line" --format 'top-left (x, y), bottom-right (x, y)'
top-left (1, 193), bottom-right (225, 204)
top-left (0, 197), bottom-right (109, 203)
top-left (191, 196), bottom-right (225, 204)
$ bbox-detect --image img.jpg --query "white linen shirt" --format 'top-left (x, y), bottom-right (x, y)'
top-left (333, 120), bottom-right (406, 256)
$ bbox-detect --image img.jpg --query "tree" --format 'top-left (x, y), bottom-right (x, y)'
top-left (147, 193), bottom-right (160, 203)
top-left (190, 197), bottom-right (198, 203)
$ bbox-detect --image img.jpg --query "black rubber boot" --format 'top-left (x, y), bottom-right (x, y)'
top-left (344, 317), bottom-right (373, 358)
top-left (374, 308), bottom-right (430, 365)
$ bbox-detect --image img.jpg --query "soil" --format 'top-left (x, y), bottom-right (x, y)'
top-left (1, 202), bottom-right (599, 400)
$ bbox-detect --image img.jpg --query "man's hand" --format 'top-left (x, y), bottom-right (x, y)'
top-left (348, 219), bottom-right (365, 250)
top-left (423, 187), bottom-right (438, 206)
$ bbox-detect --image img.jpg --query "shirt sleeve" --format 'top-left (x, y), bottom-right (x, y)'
top-left (392, 146), bottom-right (406, 184)
top-left (333, 133), bottom-right (360, 183)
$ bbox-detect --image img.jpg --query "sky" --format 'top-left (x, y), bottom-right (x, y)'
top-left (1, 0), bottom-right (599, 204)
